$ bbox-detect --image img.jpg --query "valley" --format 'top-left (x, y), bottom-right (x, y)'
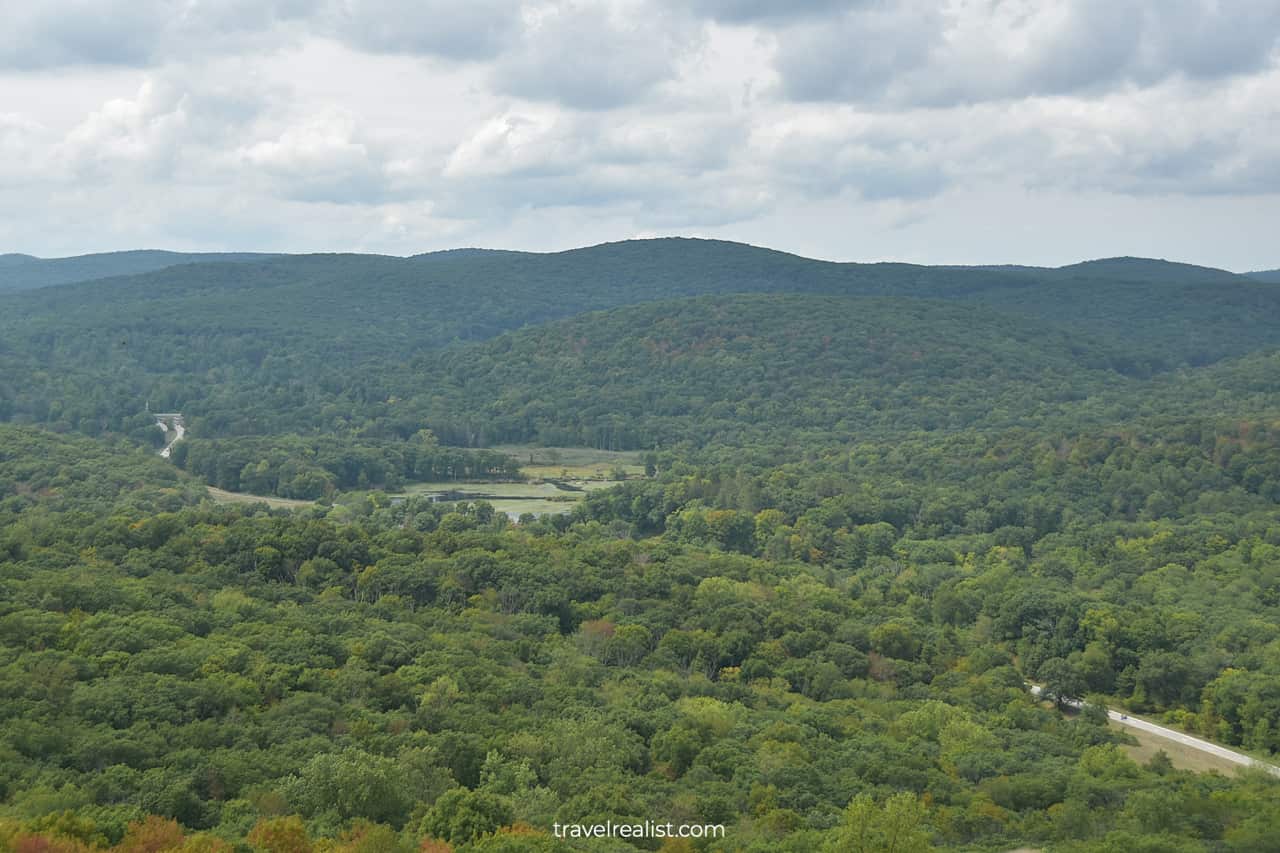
top-left (3, 240), bottom-right (1280, 852)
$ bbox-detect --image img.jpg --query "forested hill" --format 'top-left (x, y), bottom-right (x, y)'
top-left (410, 294), bottom-right (1132, 449)
top-left (1, 238), bottom-right (1277, 441)
top-left (1050, 257), bottom-right (1247, 284)
top-left (1248, 269), bottom-right (1280, 283)
top-left (0, 249), bottom-right (280, 292)
top-left (4, 239), bottom-right (1274, 362)
top-left (0, 424), bottom-right (205, 519)
top-left (949, 256), bottom-right (1250, 284)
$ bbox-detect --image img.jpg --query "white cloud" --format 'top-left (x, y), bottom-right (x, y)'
top-left (437, 105), bottom-right (755, 225)
top-left (55, 79), bottom-right (193, 179)
top-left (237, 110), bottom-right (396, 203)
top-left (0, 113), bottom-right (50, 186)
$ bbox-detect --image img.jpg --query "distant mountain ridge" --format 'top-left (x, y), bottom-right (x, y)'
top-left (3, 238), bottom-right (1277, 370)
top-left (1054, 256), bottom-right (1247, 283)
top-left (0, 249), bottom-right (281, 291)
top-left (1, 236), bottom-right (1278, 445)
top-left (6, 238), bottom-right (1264, 289)
top-left (947, 255), bottom-right (1252, 283)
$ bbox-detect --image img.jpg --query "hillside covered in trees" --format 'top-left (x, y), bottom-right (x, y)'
top-left (2, 239), bottom-right (1277, 445)
top-left (2, 239), bottom-right (1280, 851)
top-left (411, 293), bottom-right (1133, 449)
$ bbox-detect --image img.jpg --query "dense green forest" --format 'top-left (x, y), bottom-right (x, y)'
top-left (409, 294), bottom-right (1132, 449)
top-left (5, 425), bottom-right (1280, 852)
top-left (3, 240), bottom-right (1280, 851)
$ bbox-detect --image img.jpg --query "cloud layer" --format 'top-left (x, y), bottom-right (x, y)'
top-left (0, 0), bottom-right (1277, 267)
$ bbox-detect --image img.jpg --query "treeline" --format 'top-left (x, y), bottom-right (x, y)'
top-left (172, 433), bottom-right (522, 499)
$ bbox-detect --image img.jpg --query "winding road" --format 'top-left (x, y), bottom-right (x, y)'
top-left (154, 413), bottom-right (185, 458)
top-left (1029, 684), bottom-right (1280, 776)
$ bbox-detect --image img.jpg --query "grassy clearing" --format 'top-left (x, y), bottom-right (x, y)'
top-left (492, 444), bottom-right (646, 480)
top-left (395, 478), bottom-right (619, 517)
top-left (1112, 721), bottom-right (1245, 776)
top-left (206, 486), bottom-right (314, 509)
top-left (1045, 698), bottom-right (1253, 776)
top-left (1107, 706), bottom-right (1280, 771)
top-left (399, 481), bottom-right (580, 499)
top-left (205, 470), bottom-right (629, 519)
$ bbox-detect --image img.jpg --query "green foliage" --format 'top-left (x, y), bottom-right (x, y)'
top-left (420, 789), bottom-right (513, 846)
top-left (5, 239), bottom-right (1280, 850)
top-left (826, 793), bottom-right (932, 853)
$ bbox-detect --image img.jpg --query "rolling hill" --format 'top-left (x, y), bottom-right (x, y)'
top-left (1, 238), bottom-right (1277, 442)
top-left (0, 249), bottom-right (280, 292)
top-left (407, 293), bottom-right (1135, 449)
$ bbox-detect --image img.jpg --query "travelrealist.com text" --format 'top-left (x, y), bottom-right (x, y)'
top-left (552, 821), bottom-right (726, 840)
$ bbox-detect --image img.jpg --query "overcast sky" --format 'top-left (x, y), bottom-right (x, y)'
top-left (1, 0), bottom-right (1278, 269)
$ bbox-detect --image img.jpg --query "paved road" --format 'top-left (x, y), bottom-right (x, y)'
top-left (1029, 684), bottom-right (1280, 776)
top-left (155, 414), bottom-right (185, 459)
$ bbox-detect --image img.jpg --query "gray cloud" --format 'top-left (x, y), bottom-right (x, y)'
top-left (0, 0), bottom-right (517, 70)
top-left (0, 1), bottom-right (170, 68)
top-left (773, 0), bottom-right (1280, 106)
top-left (325, 0), bottom-right (524, 60)
top-left (774, 2), bottom-right (942, 102)
top-left (0, 0), bottom-right (325, 70)
top-left (752, 112), bottom-right (954, 202)
top-left (678, 0), bottom-right (867, 23)
top-left (437, 107), bottom-right (752, 222)
top-left (490, 4), bottom-right (700, 109)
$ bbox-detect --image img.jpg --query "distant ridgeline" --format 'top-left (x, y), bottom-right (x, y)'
top-left (0, 249), bottom-right (279, 292)
top-left (0, 238), bottom-right (1277, 474)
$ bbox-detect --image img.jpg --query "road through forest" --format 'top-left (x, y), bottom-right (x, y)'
top-left (1030, 684), bottom-right (1280, 776)
top-left (155, 413), bottom-right (185, 458)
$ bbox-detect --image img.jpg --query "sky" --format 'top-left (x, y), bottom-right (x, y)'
top-left (1, 0), bottom-right (1278, 269)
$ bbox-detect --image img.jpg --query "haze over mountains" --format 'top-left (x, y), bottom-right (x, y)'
top-left (0, 250), bottom-right (280, 292)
